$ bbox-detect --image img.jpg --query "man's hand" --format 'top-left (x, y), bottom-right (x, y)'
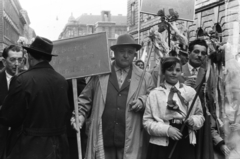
top-left (187, 117), bottom-right (194, 126)
top-left (71, 115), bottom-right (85, 132)
top-left (168, 126), bottom-right (182, 140)
top-left (229, 123), bottom-right (240, 132)
top-left (184, 77), bottom-right (196, 88)
top-left (129, 99), bottom-right (143, 112)
top-left (220, 145), bottom-right (230, 156)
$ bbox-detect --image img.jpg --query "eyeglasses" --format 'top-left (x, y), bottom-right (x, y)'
top-left (7, 57), bottom-right (24, 64)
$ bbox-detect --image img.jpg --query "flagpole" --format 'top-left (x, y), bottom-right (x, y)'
top-left (134, 40), bottom-right (153, 99)
top-left (138, 0), bottom-right (141, 59)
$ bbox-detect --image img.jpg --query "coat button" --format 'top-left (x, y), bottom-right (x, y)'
top-left (119, 94), bottom-right (121, 96)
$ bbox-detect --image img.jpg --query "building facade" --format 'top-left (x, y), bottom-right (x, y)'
top-left (0, 0), bottom-right (35, 52)
top-left (58, 11), bottom-right (128, 57)
top-left (127, 0), bottom-right (240, 64)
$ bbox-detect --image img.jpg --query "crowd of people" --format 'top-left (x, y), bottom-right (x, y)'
top-left (0, 26), bottom-right (239, 159)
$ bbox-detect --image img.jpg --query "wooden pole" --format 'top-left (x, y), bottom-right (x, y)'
top-left (138, 0), bottom-right (141, 45)
top-left (157, 58), bottom-right (161, 87)
top-left (72, 78), bottom-right (82, 159)
top-left (168, 23), bottom-right (171, 48)
top-left (134, 40), bottom-right (153, 99)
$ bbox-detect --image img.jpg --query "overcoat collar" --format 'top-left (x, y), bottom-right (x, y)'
top-left (0, 69), bottom-right (8, 94)
top-left (109, 64), bottom-right (120, 91)
top-left (29, 61), bottom-right (53, 71)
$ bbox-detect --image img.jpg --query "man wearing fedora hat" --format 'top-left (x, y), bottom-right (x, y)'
top-left (72, 34), bottom-right (155, 159)
top-left (0, 36), bottom-right (70, 159)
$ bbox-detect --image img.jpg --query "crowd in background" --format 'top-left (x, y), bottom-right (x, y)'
top-left (0, 20), bottom-right (239, 159)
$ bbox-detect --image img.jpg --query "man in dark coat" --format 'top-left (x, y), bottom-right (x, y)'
top-left (0, 36), bottom-right (70, 159)
top-left (0, 45), bottom-right (24, 159)
top-left (180, 38), bottom-right (214, 159)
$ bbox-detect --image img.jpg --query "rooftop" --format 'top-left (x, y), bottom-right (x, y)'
top-left (76, 13), bottom-right (126, 25)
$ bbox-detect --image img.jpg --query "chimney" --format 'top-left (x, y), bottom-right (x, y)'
top-left (101, 11), bottom-right (111, 22)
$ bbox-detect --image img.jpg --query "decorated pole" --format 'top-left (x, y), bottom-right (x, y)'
top-left (138, 0), bottom-right (141, 45)
top-left (157, 58), bottom-right (161, 87)
top-left (134, 39), bottom-right (153, 99)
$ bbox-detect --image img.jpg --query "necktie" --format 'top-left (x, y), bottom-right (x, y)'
top-left (118, 69), bottom-right (124, 88)
top-left (191, 68), bottom-right (198, 76)
top-left (167, 86), bottom-right (187, 117)
top-left (168, 86), bottom-right (179, 107)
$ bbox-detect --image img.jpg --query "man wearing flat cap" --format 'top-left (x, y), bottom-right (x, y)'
top-left (72, 34), bottom-right (155, 159)
top-left (0, 36), bottom-right (70, 159)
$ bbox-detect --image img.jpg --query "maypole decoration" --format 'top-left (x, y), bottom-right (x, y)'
top-left (17, 36), bottom-right (29, 73)
top-left (222, 0), bottom-right (240, 157)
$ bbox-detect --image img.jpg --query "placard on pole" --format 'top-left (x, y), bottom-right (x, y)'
top-left (51, 32), bottom-right (111, 159)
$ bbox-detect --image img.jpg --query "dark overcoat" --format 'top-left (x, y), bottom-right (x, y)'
top-left (0, 62), bottom-right (70, 159)
top-left (181, 63), bottom-right (214, 159)
top-left (0, 69), bottom-right (9, 159)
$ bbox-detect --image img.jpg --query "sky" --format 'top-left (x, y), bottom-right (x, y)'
top-left (19, 0), bottom-right (128, 41)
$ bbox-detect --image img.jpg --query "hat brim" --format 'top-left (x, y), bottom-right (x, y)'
top-left (110, 44), bottom-right (142, 51)
top-left (23, 46), bottom-right (57, 56)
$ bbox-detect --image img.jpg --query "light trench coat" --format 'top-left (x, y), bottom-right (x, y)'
top-left (78, 64), bottom-right (155, 159)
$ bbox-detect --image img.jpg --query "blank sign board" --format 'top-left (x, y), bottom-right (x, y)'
top-left (50, 32), bottom-right (111, 79)
top-left (141, 0), bottom-right (196, 21)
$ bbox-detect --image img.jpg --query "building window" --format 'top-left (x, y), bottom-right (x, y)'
top-left (140, 13), bottom-right (143, 22)
top-left (79, 29), bottom-right (83, 36)
top-left (131, 2), bottom-right (136, 26)
top-left (4, 19), bottom-right (19, 43)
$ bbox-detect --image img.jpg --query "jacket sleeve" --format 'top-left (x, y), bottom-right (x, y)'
top-left (0, 77), bottom-right (28, 126)
top-left (143, 91), bottom-right (170, 137)
top-left (77, 76), bottom-right (96, 118)
top-left (188, 94), bottom-right (205, 130)
top-left (211, 115), bottom-right (224, 146)
top-left (138, 72), bottom-right (156, 109)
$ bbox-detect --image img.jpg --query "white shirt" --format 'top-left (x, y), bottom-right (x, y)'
top-left (5, 71), bottom-right (13, 89)
top-left (187, 63), bottom-right (200, 76)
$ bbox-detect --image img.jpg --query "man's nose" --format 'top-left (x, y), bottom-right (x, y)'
top-left (197, 54), bottom-right (202, 59)
top-left (14, 60), bottom-right (21, 66)
top-left (123, 52), bottom-right (128, 58)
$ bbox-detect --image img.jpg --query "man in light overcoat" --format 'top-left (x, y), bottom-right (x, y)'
top-left (72, 34), bottom-right (155, 159)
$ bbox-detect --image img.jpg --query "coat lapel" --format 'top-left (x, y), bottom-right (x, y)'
top-left (109, 65), bottom-right (120, 91)
top-left (99, 74), bottom-right (110, 104)
top-left (119, 67), bottom-right (132, 92)
top-left (182, 63), bottom-right (191, 77)
top-left (127, 65), bottom-right (141, 103)
top-left (0, 70), bottom-right (8, 104)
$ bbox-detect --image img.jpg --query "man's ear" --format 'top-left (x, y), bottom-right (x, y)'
top-left (134, 53), bottom-right (137, 58)
top-left (2, 58), bottom-right (6, 67)
top-left (28, 53), bottom-right (33, 60)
